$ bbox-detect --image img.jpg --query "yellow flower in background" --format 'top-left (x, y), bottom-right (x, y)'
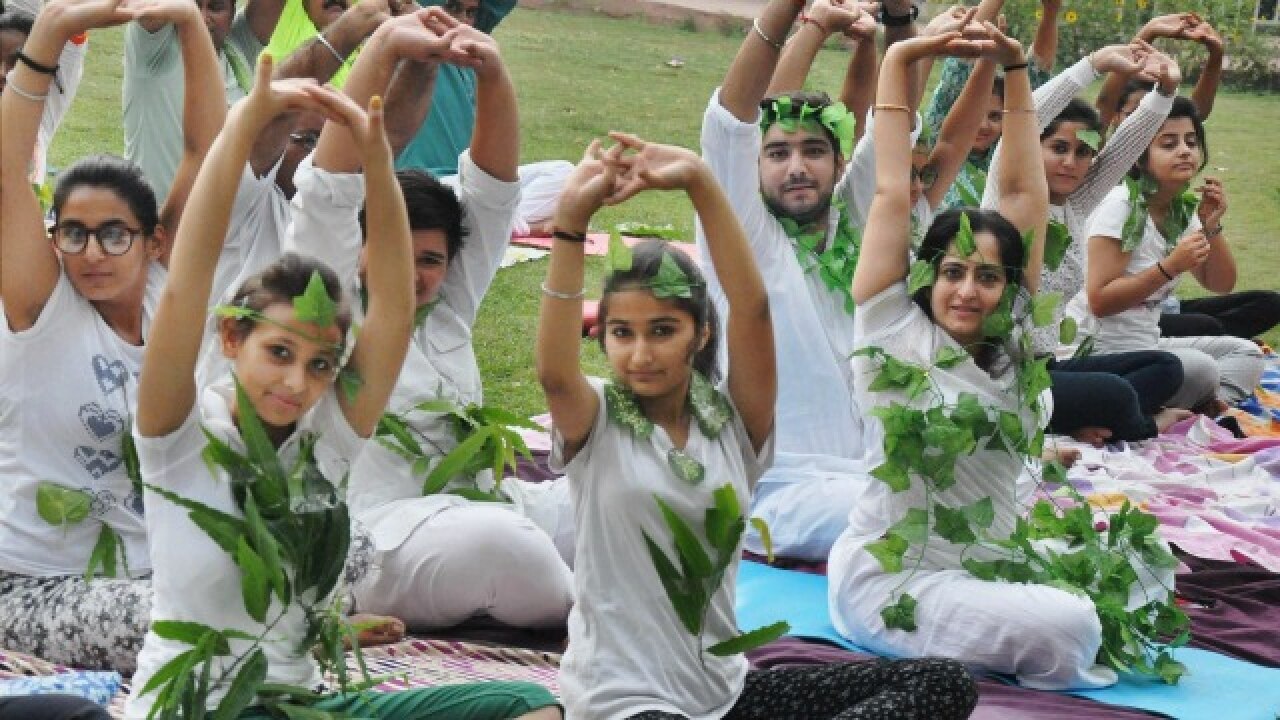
top-left (1115, 0), bottom-right (1124, 5)
top-left (1065, 9), bottom-right (1079, 22)
top-left (1136, 0), bottom-right (1148, 7)
top-left (1115, 9), bottom-right (1124, 20)
top-left (1034, 8), bottom-right (1043, 19)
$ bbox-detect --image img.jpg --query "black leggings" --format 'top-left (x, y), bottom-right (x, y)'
top-left (1048, 350), bottom-right (1184, 441)
top-left (1159, 290), bottom-right (1280, 340)
top-left (628, 658), bottom-right (977, 720)
top-left (0, 696), bottom-right (111, 720)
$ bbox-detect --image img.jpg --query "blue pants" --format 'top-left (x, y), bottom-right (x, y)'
top-left (1048, 350), bottom-right (1183, 441)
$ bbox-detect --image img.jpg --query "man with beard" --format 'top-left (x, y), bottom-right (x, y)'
top-left (696, 0), bottom-right (920, 560)
top-left (124, 0), bottom-right (286, 201)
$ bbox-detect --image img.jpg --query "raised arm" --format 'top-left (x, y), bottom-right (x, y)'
top-left (137, 59), bottom-right (367, 437)
top-left (1, 0), bottom-right (133, 330)
top-left (854, 32), bottom-right (990, 304)
top-left (535, 142), bottom-right (620, 458)
top-left (839, 16), bottom-right (880, 139)
top-left (311, 8), bottom-right (467, 174)
top-left (767, 0), bottom-right (871, 95)
top-left (454, 22), bottom-right (517, 182)
top-left (244, 0), bottom-right (287, 45)
top-left (981, 24), bottom-right (1047, 291)
top-left (143, 0), bottom-right (227, 242)
top-left (1096, 14), bottom-right (1185, 127)
top-left (1028, 0), bottom-right (1060, 72)
top-left (1184, 16), bottom-right (1223, 120)
top-left (338, 93), bottom-right (415, 437)
top-left (719, 0), bottom-right (805, 121)
top-left (609, 134), bottom-right (775, 452)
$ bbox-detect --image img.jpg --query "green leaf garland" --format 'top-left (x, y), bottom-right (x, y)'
top-left (776, 197), bottom-right (862, 314)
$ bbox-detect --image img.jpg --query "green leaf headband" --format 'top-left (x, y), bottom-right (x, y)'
top-left (760, 96), bottom-right (857, 158)
top-left (607, 228), bottom-right (702, 300)
top-left (214, 271), bottom-right (346, 353)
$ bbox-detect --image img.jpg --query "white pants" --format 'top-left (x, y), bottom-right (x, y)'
top-left (353, 501), bottom-right (574, 630)
top-left (1159, 335), bottom-right (1265, 409)
top-left (747, 475), bottom-right (858, 561)
top-left (438, 160), bottom-right (573, 236)
top-left (829, 539), bottom-right (1117, 690)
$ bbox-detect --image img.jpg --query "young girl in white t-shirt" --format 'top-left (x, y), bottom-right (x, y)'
top-left (125, 57), bottom-right (559, 720)
top-left (1083, 96), bottom-right (1264, 413)
top-left (537, 133), bottom-right (976, 720)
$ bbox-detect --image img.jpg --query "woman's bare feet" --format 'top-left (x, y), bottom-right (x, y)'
top-left (1154, 407), bottom-right (1195, 434)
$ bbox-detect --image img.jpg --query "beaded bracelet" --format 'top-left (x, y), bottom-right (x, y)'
top-left (316, 33), bottom-right (345, 65)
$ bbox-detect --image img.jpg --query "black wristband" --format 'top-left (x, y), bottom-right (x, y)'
top-left (879, 4), bottom-right (918, 26)
top-left (16, 51), bottom-right (59, 76)
top-left (1003, 62), bottom-right (1030, 73)
top-left (552, 229), bottom-right (588, 244)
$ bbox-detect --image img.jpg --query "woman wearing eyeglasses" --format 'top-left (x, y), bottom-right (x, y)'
top-left (0, 0), bottom-right (221, 674)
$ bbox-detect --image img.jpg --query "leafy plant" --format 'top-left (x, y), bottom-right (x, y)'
top-left (139, 378), bottom-right (366, 718)
top-left (376, 399), bottom-right (541, 501)
top-left (644, 484), bottom-right (790, 657)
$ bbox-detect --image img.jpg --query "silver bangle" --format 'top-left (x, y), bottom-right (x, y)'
top-left (4, 72), bottom-right (48, 102)
top-left (316, 33), bottom-right (346, 65)
top-left (752, 18), bottom-right (784, 51)
top-left (540, 282), bottom-right (586, 300)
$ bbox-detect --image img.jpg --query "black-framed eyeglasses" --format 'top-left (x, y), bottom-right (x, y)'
top-left (911, 163), bottom-right (939, 189)
top-left (52, 222), bottom-right (142, 256)
top-left (289, 130), bottom-right (320, 150)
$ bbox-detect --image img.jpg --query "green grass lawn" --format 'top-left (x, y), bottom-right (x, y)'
top-left (49, 8), bottom-right (1280, 417)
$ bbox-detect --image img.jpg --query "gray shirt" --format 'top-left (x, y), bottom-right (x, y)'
top-left (123, 12), bottom-right (262, 201)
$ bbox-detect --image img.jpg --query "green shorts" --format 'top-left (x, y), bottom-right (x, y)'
top-left (240, 681), bottom-right (558, 719)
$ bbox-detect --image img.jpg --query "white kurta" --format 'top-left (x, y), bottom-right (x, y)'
top-left (284, 152), bottom-right (574, 627)
top-left (551, 377), bottom-right (772, 720)
top-left (828, 282), bottom-right (1127, 690)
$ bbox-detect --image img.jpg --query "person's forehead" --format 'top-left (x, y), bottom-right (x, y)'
top-left (761, 122), bottom-right (831, 148)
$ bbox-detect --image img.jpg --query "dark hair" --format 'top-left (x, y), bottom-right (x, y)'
top-left (759, 90), bottom-right (841, 156)
top-left (1041, 97), bottom-right (1102, 143)
top-left (225, 252), bottom-right (353, 340)
top-left (596, 240), bottom-right (720, 381)
top-left (1116, 78), bottom-right (1153, 113)
top-left (0, 9), bottom-right (34, 36)
top-left (358, 170), bottom-right (468, 262)
top-left (912, 208), bottom-right (1025, 317)
top-left (52, 154), bottom-right (159, 236)
top-left (991, 75), bottom-right (1005, 101)
top-left (1133, 96), bottom-right (1208, 179)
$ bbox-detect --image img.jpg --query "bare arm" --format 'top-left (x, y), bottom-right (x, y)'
top-left (924, 55), bottom-right (996, 209)
top-left (534, 142), bottom-right (619, 460)
top-left (767, 0), bottom-right (871, 96)
top-left (841, 28), bottom-right (879, 139)
top-left (1, 0), bottom-right (133, 331)
top-left (154, 0), bottom-right (229, 242)
top-left (244, 0), bottom-right (287, 46)
top-left (1186, 18), bottom-right (1223, 120)
top-left (1190, 177), bottom-right (1234, 293)
top-left (1096, 14), bottom-right (1185, 127)
top-left (984, 26), bottom-right (1047, 292)
top-left (1086, 232), bottom-right (1190, 317)
top-left (1028, 0), bottom-right (1060, 72)
top-left (719, 0), bottom-right (805, 121)
top-left (459, 25), bottom-right (518, 182)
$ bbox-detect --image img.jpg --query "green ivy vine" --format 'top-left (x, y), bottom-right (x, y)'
top-left (861, 215), bottom-right (1189, 684)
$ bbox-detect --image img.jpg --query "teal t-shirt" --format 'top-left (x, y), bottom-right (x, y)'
top-left (394, 0), bottom-right (515, 177)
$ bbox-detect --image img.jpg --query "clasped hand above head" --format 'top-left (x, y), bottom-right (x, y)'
top-left (806, 0), bottom-right (878, 41)
top-left (555, 133), bottom-right (707, 230)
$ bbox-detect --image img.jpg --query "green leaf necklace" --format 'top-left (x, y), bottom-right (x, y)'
top-left (605, 370), bottom-right (731, 484)
top-left (1121, 176), bottom-right (1199, 254)
top-left (775, 196), bottom-right (862, 314)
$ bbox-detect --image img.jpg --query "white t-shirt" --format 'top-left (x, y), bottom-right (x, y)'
top-left (283, 150), bottom-right (520, 549)
top-left (551, 377), bottom-right (773, 720)
top-left (696, 89), bottom-right (873, 483)
top-left (125, 382), bottom-right (363, 718)
top-left (1066, 185), bottom-right (1201, 353)
top-left (0, 265), bottom-right (165, 576)
top-left (123, 13), bottom-right (262, 201)
top-left (844, 283), bottom-right (1045, 569)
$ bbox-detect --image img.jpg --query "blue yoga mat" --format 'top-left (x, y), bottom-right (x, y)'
top-left (736, 560), bottom-right (1280, 720)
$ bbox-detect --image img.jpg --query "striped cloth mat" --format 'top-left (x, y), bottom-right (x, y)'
top-left (1, 637), bottom-right (562, 718)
